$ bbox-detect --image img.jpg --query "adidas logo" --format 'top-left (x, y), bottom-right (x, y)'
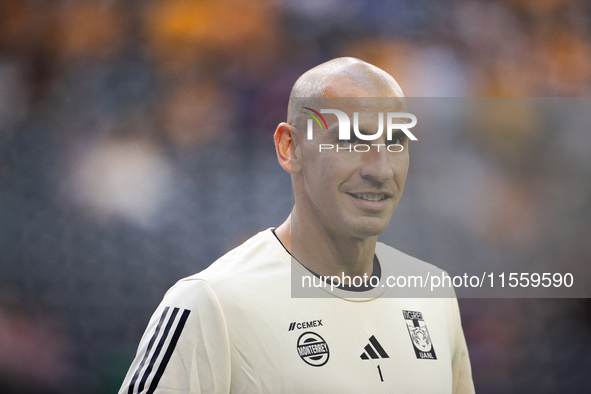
top-left (360, 335), bottom-right (389, 360)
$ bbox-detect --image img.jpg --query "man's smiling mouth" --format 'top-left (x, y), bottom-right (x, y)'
top-left (349, 193), bottom-right (388, 202)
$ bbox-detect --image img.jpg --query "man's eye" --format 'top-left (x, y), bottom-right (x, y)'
top-left (341, 135), bottom-right (360, 143)
top-left (388, 133), bottom-right (407, 145)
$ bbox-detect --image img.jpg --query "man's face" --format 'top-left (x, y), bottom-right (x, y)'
top-left (292, 97), bottom-right (410, 239)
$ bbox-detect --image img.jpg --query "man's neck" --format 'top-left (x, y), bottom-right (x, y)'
top-left (274, 213), bottom-right (376, 278)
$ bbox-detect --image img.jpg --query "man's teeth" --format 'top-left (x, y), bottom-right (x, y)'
top-left (353, 193), bottom-right (386, 202)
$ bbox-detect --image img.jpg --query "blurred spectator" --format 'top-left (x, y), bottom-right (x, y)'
top-left (0, 286), bottom-right (71, 393)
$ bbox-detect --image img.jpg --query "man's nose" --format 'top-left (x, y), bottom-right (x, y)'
top-left (359, 146), bottom-right (394, 182)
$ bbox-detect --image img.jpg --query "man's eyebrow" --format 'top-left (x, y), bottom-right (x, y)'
top-left (326, 122), bottom-right (340, 132)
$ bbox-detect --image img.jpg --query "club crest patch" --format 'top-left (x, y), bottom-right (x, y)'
top-left (403, 310), bottom-right (437, 360)
top-left (297, 331), bottom-right (330, 367)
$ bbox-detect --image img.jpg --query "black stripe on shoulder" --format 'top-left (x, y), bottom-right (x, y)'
top-left (137, 307), bottom-right (180, 392)
top-left (146, 309), bottom-right (191, 394)
top-left (127, 306), bottom-right (169, 394)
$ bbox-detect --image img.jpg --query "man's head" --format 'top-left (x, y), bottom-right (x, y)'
top-left (286, 57), bottom-right (405, 125)
top-left (275, 57), bottom-right (410, 240)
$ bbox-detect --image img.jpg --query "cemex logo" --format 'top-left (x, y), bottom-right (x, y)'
top-left (302, 107), bottom-right (417, 147)
top-left (288, 319), bottom-right (323, 331)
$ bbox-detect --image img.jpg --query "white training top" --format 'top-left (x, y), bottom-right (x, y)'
top-left (120, 229), bottom-right (475, 394)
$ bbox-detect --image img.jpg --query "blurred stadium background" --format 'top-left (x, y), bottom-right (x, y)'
top-left (1, 0), bottom-right (590, 392)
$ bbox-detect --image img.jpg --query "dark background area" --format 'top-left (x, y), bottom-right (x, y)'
top-left (1, 0), bottom-right (590, 392)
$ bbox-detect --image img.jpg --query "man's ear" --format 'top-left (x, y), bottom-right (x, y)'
top-left (274, 122), bottom-right (302, 173)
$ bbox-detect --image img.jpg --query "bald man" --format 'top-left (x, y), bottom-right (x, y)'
top-left (120, 58), bottom-right (475, 394)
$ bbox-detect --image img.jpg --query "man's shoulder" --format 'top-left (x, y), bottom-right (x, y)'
top-left (180, 228), bottom-right (289, 286)
top-left (375, 242), bottom-right (447, 276)
top-left (158, 228), bottom-right (290, 310)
